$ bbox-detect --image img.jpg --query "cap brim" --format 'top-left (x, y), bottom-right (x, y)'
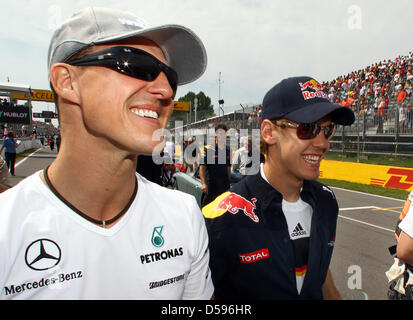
top-left (94, 24), bottom-right (207, 86)
top-left (285, 102), bottom-right (355, 125)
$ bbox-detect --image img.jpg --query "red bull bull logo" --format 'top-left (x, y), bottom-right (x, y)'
top-left (299, 79), bottom-right (323, 91)
top-left (215, 193), bottom-right (259, 222)
top-left (299, 79), bottom-right (328, 100)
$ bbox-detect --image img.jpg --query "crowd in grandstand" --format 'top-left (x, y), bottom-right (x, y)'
top-left (323, 52), bottom-right (412, 107)
top-left (322, 52), bottom-right (413, 133)
top-left (240, 51), bottom-right (413, 134)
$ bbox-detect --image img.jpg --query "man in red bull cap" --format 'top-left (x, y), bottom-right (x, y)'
top-left (203, 76), bottom-right (355, 300)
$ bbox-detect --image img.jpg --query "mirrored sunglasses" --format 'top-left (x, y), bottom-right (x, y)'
top-left (67, 46), bottom-right (178, 92)
top-left (275, 120), bottom-right (336, 140)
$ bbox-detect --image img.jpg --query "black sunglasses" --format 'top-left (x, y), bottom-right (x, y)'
top-left (67, 46), bottom-right (178, 92)
top-left (275, 120), bottom-right (336, 140)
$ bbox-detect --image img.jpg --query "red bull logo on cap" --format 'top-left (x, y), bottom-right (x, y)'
top-left (215, 193), bottom-right (259, 223)
top-left (299, 79), bottom-right (328, 100)
top-left (299, 79), bottom-right (323, 91)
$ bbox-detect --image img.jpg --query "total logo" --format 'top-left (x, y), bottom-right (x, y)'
top-left (238, 248), bottom-right (270, 264)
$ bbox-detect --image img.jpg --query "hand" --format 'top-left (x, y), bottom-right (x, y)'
top-left (201, 184), bottom-right (208, 194)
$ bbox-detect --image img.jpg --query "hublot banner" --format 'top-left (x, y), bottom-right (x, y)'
top-left (0, 106), bottom-right (31, 124)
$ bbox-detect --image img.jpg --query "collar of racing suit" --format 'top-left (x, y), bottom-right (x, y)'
top-left (235, 173), bottom-right (318, 216)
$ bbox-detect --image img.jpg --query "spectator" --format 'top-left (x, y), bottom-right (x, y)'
top-left (398, 88), bottom-right (407, 105)
top-left (0, 131), bottom-right (18, 176)
top-left (386, 190), bottom-right (413, 300)
top-left (406, 104), bottom-right (412, 131)
top-left (395, 82), bottom-right (403, 95)
top-left (55, 134), bottom-right (61, 152)
top-left (377, 99), bottom-right (386, 133)
top-left (399, 103), bottom-right (408, 133)
top-left (49, 135), bottom-right (55, 151)
top-left (163, 136), bottom-right (175, 164)
top-left (405, 81), bottom-right (412, 97)
top-left (183, 136), bottom-right (201, 173)
top-left (231, 135), bottom-right (265, 182)
top-left (199, 123), bottom-right (231, 207)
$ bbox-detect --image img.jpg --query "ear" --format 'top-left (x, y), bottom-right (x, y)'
top-left (49, 63), bottom-right (81, 105)
top-left (260, 119), bottom-right (278, 146)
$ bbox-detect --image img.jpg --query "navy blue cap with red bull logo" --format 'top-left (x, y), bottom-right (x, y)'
top-left (262, 76), bottom-right (355, 125)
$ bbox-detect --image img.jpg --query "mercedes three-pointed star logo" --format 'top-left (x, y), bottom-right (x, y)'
top-left (24, 239), bottom-right (61, 271)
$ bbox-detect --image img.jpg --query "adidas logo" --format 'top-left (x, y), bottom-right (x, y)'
top-left (291, 223), bottom-right (306, 237)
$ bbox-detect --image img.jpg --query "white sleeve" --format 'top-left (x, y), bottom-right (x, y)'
top-left (399, 199), bottom-right (413, 238)
top-left (231, 150), bottom-right (240, 171)
top-left (182, 198), bottom-right (214, 300)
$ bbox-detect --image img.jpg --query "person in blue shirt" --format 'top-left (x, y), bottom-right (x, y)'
top-left (0, 131), bottom-right (18, 176)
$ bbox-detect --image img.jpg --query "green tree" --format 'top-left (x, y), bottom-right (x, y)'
top-left (168, 91), bottom-right (215, 128)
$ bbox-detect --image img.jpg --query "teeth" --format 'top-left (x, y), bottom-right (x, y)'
top-left (130, 108), bottom-right (158, 119)
top-left (303, 155), bottom-right (321, 164)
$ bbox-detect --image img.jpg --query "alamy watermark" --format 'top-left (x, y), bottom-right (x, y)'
top-left (48, 5), bottom-right (63, 30)
top-left (347, 5), bottom-right (362, 30)
top-left (347, 265), bottom-right (369, 300)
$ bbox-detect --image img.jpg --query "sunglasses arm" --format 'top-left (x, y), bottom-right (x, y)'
top-left (68, 54), bottom-right (117, 67)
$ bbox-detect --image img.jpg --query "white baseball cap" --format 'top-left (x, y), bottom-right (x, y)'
top-left (48, 7), bottom-right (207, 85)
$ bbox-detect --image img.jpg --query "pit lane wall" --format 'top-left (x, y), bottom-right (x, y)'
top-left (320, 160), bottom-right (413, 192)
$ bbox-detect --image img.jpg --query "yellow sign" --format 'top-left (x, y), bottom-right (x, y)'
top-left (12, 93), bottom-right (191, 109)
top-left (173, 101), bottom-right (190, 112)
top-left (320, 160), bottom-right (413, 192)
top-left (12, 89), bottom-right (55, 102)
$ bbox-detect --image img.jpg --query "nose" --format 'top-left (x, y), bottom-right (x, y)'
top-left (147, 71), bottom-right (175, 100)
top-left (311, 128), bottom-right (330, 151)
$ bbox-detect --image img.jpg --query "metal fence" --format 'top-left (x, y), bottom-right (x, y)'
top-left (331, 95), bottom-right (413, 158)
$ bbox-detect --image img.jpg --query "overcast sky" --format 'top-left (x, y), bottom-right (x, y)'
top-left (1, 0), bottom-right (412, 118)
